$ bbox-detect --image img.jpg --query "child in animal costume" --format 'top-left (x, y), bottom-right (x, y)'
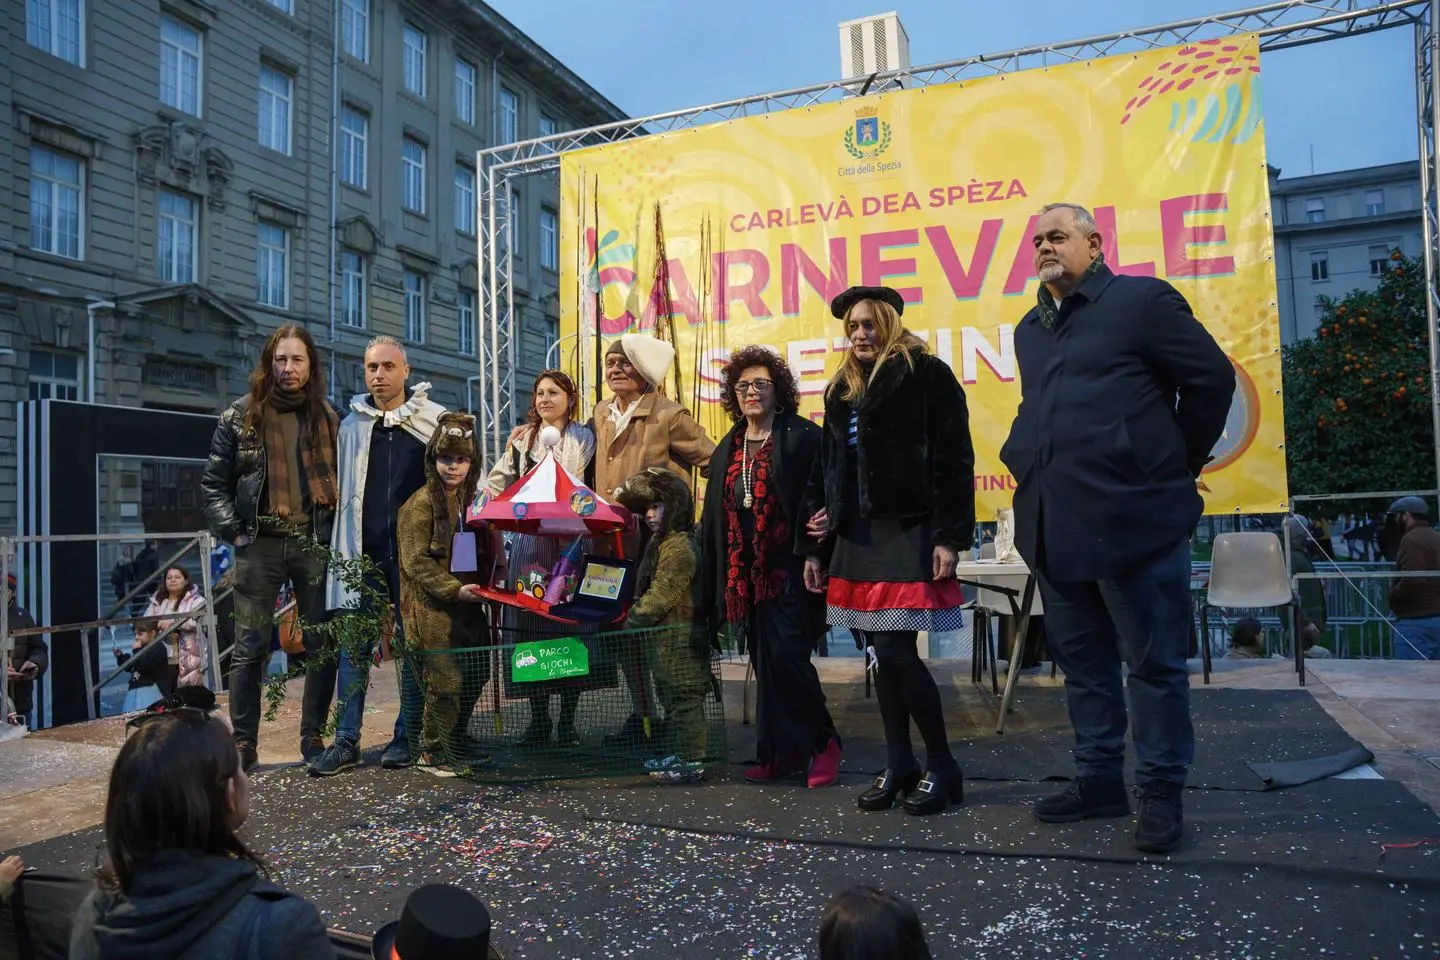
top-left (396, 412), bottom-right (491, 769)
top-left (614, 467), bottom-right (714, 781)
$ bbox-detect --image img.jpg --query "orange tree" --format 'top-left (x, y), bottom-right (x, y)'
top-left (1282, 250), bottom-right (1436, 505)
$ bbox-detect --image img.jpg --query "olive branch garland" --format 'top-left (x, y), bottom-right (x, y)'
top-left (257, 526), bottom-right (406, 732)
top-left (843, 122), bottom-right (893, 160)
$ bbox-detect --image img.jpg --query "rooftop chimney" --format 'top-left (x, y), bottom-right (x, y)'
top-left (839, 12), bottom-right (910, 91)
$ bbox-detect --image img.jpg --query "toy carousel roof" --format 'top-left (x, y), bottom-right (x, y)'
top-left (473, 448), bottom-right (630, 535)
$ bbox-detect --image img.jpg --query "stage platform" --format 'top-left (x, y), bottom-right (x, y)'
top-left (4, 658), bottom-right (1439, 959)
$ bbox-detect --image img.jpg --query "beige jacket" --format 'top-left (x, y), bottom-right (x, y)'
top-left (590, 391), bottom-right (715, 498)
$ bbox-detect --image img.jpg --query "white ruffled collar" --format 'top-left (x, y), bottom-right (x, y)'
top-left (349, 381), bottom-right (435, 427)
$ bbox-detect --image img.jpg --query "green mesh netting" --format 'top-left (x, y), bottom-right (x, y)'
top-left (404, 622), bottom-right (728, 783)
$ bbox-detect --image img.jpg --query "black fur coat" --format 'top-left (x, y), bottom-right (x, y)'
top-left (803, 349), bottom-right (975, 563)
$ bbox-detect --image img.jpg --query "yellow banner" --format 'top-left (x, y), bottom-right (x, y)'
top-left (560, 37), bottom-right (1286, 518)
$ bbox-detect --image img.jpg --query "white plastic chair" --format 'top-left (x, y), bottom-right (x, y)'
top-left (1200, 532), bottom-right (1306, 685)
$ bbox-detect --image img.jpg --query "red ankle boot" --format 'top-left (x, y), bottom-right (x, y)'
top-left (808, 738), bottom-right (842, 789)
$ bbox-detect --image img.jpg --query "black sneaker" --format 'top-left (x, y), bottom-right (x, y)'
top-left (238, 743), bottom-right (259, 773)
top-left (309, 740), bottom-right (361, 777)
top-left (1034, 777), bottom-right (1131, 823)
top-left (1133, 781), bottom-right (1184, 854)
top-left (380, 739), bottom-right (415, 769)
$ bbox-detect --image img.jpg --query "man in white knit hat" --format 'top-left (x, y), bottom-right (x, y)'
top-left (591, 334), bottom-right (714, 499)
top-left (589, 333), bottom-right (714, 746)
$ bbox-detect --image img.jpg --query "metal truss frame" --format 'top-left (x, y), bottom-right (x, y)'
top-left (477, 0), bottom-right (1439, 478)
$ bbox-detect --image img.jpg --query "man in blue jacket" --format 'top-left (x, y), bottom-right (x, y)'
top-left (1000, 202), bottom-right (1235, 854)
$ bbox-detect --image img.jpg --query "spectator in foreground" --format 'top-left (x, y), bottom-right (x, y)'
top-left (1385, 496), bottom-right (1440, 660)
top-left (818, 885), bottom-right (931, 960)
top-left (0, 854), bottom-right (22, 904)
top-left (69, 709), bottom-right (336, 960)
top-left (371, 884), bottom-right (505, 959)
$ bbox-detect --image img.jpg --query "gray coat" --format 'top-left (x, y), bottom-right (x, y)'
top-left (69, 850), bottom-right (336, 960)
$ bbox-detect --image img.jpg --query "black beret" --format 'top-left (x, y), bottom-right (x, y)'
top-left (830, 286), bottom-right (905, 320)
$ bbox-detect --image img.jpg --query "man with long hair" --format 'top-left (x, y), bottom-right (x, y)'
top-left (311, 335), bottom-right (444, 776)
top-left (201, 324), bottom-right (341, 772)
top-left (1000, 202), bottom-right (1234, 853)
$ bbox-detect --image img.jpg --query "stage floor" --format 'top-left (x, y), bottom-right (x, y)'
top-left (6, 659), bottom-right (1440, 959)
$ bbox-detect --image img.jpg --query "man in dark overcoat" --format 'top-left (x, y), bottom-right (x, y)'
top-left (1000, 202), bottom-right (1235, 854)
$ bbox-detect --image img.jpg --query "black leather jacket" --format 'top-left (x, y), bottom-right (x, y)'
top-left (200, 397), bottom-right (336, 543)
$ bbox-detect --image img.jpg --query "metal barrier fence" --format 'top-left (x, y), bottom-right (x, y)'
top-left (1, 532), bottom-right (223, 726)
top-left (1191, 561), bottom-right (1440, 661)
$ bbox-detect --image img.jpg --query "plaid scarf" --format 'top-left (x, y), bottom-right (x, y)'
top-left (260, 388), bottom-right (339, 518)
top-left (1036, 252), bottom-right (1106, 331)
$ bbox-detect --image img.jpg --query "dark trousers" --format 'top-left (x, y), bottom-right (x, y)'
top-left (854, 629), bottom-right (956, 775)
top-left (751, 595), bottom-right (837, 765)
top-left (230, 533), bottom-right (337, 748)
top-left (1037, 538), bottom-right (1195, 786)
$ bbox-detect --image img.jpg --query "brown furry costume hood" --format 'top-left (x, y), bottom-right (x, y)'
top-left (424, 412), bottom-right (480, 557)
top-left (614, 467), bottom-right (693, 535)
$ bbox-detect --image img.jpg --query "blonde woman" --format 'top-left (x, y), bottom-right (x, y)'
top-left (801, 286), bottom-right (975, 817)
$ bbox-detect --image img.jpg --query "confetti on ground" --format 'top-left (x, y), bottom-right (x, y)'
top-left (15, 687), bottom-right (1440, 959)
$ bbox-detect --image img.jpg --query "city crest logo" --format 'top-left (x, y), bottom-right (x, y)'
top-left (844, 106), bottom-right (892, 160)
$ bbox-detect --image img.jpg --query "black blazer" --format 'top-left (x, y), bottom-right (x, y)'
top-left (999, 264), bottom-right (1235, 581)
top-left (699, 411), bottom-right (826, 647)
top-left (803, 349), bottom-right (976, 565)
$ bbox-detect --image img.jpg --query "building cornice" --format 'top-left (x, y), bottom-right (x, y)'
top-left (430, 0), bottom-right (628, 126)
top-left (1273, 209), bottom-right (1422, 236)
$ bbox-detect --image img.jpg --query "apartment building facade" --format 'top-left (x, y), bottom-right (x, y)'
top-left (1270, 161), bottom-right (1424, 343)
top-left (1, 0), bottom-right (624, 533)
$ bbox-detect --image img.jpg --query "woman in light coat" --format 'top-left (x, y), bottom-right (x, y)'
top-left (136, 566), bottom-right (209, 691)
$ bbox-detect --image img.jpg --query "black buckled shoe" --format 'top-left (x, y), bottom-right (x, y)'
top-left (1034, 777), bottom-right (1131, 823)
top-left (1133, 781), bottom-right (1184, 854)
top-left (902, 769), bottom-right (964, 816)
top-left (857, 767), bottom-right (922, 812)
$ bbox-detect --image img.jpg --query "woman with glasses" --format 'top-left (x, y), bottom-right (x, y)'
top-left (699, 347), bottom-right (841, 788)
top-left (802, 286), bottom-right (975, 817)
top-left (69, 709), bottom-right (336, 959)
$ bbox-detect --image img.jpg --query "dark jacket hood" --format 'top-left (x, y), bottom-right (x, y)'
top-left (81, 851), bottom-right (260, 960)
